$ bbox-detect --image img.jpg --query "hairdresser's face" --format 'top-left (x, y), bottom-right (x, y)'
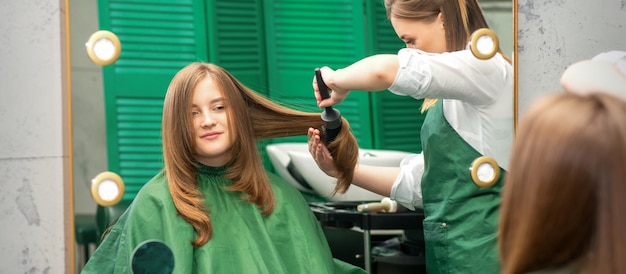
top-left (391, 13), bottom-right (446, 53)
top-left (191, 76), bottom-right (233, 167)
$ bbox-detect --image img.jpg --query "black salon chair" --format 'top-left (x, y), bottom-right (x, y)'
top-left (95, 199), bottom-right (132, 243)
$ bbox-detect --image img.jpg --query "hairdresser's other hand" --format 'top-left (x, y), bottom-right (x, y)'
top-left (560, 59), bottom-right (626, 98)
top-left (312, 66), bottom-right (350, 108)
top-left (307, 127), bottom-right (339, 178)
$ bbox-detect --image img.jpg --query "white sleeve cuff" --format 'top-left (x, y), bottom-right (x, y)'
top-left (592, 51), bottom-right (626, 75)
top-left (390, 153), bottom-right (425, 210)
top-left (388, 48), bottom-right (433, 99)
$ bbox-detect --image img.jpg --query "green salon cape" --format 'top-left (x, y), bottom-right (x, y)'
top-left (420, 100), bottom-right (505, 273)
top-left (82, 164), bottom-right (365, 274)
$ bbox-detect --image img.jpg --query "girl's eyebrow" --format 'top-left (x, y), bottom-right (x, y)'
top-left (191, 97), bottom-right (225, 107)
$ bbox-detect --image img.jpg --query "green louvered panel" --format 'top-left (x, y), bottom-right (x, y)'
top-left (264, 0), bottom-right (373, 147)
top-left (206, 0), bottom-right (267, 92)
top-left (365, 1), bottom-right (402, 55)
top-left (115, 98), bottom-right (164, 200)
top-left (98, 0), bottom-right (208, 200)
top-left (372, 95), bottom-right (424, 153)
top-left (366, 1), bottom-right (424, 153)
top-left (102, 0), bottom-right (209, 72)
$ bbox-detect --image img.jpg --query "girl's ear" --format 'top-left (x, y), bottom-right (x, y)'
top-left (438, 12), bottom-right (444, 28)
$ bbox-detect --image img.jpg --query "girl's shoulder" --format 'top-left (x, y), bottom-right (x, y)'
top-left (133, 170), bottom-right (172, 204)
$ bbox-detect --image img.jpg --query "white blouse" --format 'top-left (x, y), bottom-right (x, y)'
top-left (387, 47), bottom-right (514, 210)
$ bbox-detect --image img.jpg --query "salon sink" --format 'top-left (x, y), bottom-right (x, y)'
top-left (266, 142), bottom-right (412, 201)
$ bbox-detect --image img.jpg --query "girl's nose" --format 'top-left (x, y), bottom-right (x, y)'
top-left (201, 113), bottom-right (216, 127)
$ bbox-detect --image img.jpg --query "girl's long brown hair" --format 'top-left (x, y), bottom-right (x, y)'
top-left (499, 92), bottom-right (626, 274)
top-left (384, 0), bottom-right (512, 112)
top-left (162, 62), bottom-right (358, 246)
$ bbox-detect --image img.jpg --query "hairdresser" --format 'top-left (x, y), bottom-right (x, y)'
top-left (307, 0), bottom-right (513, 273)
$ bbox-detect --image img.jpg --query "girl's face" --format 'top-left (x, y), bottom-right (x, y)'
top-left (390, 13), bottom-right (447, 53)
top-left (191, 76), bottom-right (234, 167)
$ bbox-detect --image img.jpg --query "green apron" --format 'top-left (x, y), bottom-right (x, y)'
top-left (420, 100), bottom-right (504, 273)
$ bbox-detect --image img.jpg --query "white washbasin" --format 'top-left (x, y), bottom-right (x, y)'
top-left (266, 142), bottom-right (412, 201)
top-left (266, 143), bottom-right (317, 193)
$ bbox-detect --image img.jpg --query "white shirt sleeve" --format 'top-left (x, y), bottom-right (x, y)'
top-left (390, 153), bottom-right (425, 210)
top-left (387, 47), bottom-right (514, 171)
top-left (389, 48), bottom-right (507, 106)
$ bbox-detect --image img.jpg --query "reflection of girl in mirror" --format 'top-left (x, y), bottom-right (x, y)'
top-left (499, 91), bottom-right (626, 274)
top-left (82, 62), bottom-right (364, 273)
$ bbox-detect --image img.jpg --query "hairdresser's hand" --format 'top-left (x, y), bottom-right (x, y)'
top-left (307, 128), bottom-right (339, 178)
top-left (313, 66), bottom-right (350, 108)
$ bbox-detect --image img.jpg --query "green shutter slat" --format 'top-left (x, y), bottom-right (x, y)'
top-left (117, 115), bottom-right (161, 121)
top-left (119, 153), bottom-right (162, 160)
top-left (119, 161), bottom-right (164, 169)
top-left (118, 146), bottom-right (163, 153)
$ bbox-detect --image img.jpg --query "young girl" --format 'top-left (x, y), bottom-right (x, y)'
top-left (82, 62), bottom-right (364, 273)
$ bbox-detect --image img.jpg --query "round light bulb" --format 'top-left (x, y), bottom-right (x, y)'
top-left (98, 179), bottom-right (120, 202)
top-left (470, 156), bottom-right (500, 188)
top-left (476, 162), bottom-right (495, 182)
top-left (93, 38), bottom-right (117, 61)
top-left (85, 30), bottom-right (121, 66)
top-left (470, 28), bottom-right (499, 60)
top-left (476, 35), bottom-right (495, 56)
top-left (91, 171), bottom-right (125, 206)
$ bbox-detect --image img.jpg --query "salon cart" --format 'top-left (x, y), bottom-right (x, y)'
top-left (310, 202), bottom-right (426, 274)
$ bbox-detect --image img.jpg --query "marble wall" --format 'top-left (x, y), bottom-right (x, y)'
top-left (70, 0), bottom-right (105, 217)
top-left (516, 0), bottom-right (626, 116)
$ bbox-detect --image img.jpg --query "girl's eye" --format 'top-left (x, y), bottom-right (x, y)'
top-left (214, 105), bottom-right (225, 111)
top-left (191, 111), bottom-right (200, 116)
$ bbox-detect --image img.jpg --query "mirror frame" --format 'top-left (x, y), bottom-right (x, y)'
top-left (513, 0), bottom-right (519, 129)
top-left (66, 0), bottom-right (519, 272)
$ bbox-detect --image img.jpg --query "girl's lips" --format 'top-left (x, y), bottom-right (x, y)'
top-left (200, 132), bottom-right (221, 140)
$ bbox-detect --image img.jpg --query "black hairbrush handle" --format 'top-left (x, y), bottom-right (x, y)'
top-left (314, 68), bottom-right (342, 145)
top-left (315, 68), bottom-right (332, 105)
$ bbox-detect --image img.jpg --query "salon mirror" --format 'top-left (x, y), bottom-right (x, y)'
top-left (68, 0), bottom-right (516, 272)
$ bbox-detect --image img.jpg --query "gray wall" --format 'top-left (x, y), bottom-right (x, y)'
top-left (517, 0), bottom-right (626, 116)
top-left (0, 0), bottom-right (71, 273)
top-left (70, 0), bottom-right (106, 270)
top-left (71, 0), bottom-right (105, 216)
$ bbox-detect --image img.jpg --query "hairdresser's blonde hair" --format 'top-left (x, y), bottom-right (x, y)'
top-left (384, 0), bottom-right (511, 112)
top-left (162, 62), bottom-right (358, 246)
